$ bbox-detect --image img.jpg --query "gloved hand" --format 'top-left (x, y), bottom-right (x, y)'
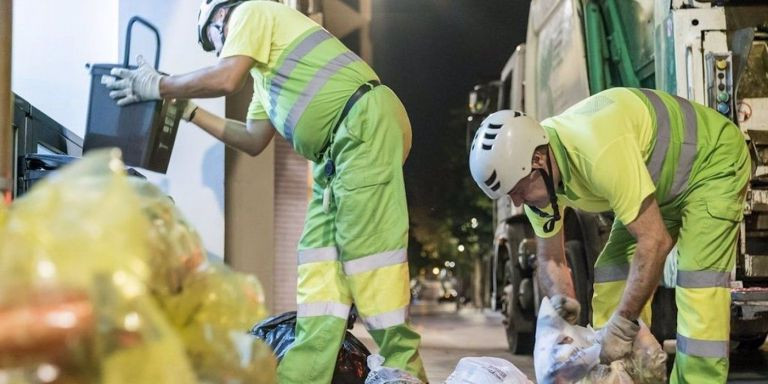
top-left (181, 100), bottom-right (199, 122)
top-left (597, 313), bottom-right (640, 363)
top-left (550, 294), bottom-right (580, 325)
top-left (171, 99), bottom-right (199, 122)
top-left (104, 55), bottom-right (164, 106)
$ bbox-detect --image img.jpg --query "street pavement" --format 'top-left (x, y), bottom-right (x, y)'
top-left (351, 301), bottom-right (768, 383)
top-left (352, 301), bottom-right (535, 382)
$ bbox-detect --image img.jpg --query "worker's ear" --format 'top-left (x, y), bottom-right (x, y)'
top-left (530, 145), bottom-right (548, 169)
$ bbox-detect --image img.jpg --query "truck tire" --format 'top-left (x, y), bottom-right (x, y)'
top-left (734, 332), bottom-right (768, 350)
top-left (504, 257), bottom-right (535, 354)
top-left (564, 240), bottom-right (591, 326)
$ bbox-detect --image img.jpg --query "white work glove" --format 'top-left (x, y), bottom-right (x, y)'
top-left (550, 294), bottom-right (581, 325)
top-left (596, 313), bottom-right (640, 363)
top-left (104, 55), bottom-right (164, 106)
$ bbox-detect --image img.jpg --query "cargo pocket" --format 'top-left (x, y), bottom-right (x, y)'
top-left (706, 200), bottom-right (743, 223)
top-left (339, 165), bottom-right (393, 191)
top-left (335, 165), bottom-right (400, 250)
top-left (688, 199), bottom-right (743, 271)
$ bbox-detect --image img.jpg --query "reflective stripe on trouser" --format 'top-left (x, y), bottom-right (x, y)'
top-left (593, 93), bottom-right (750, 383)
top-left (277, 85), bottom-right (425, 384)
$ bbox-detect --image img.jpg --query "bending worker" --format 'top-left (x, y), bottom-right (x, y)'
top-left (105, 0), bottom-right (426, 382)
top-left (469, 87), bottom-right (749, 383)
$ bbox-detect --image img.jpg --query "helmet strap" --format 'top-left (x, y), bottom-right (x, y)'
top-left (526, 151), bottom-right (561, 233)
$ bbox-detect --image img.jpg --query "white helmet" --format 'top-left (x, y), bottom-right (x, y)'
top-left (469, 110), bottom-right (548, 200)
top-left (197, 0), bottom-right (248, 51)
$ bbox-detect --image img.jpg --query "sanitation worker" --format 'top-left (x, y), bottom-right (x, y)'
top-left (105, 1), bottom-right (426, 382)
top-left (469, 87), bottom-right (749, 383)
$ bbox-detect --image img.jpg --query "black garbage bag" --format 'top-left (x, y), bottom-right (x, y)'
top-left (251, 310), bottom-right (371, 384)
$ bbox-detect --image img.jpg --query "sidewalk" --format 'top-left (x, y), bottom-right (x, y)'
top-left (351, 302), bottom-right (535, 383)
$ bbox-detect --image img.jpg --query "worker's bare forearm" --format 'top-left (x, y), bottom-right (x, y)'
top-left (160, 66), bottom-right (243, 98)
top-left (190, 107), bottom-right (274, 156)
top-left (619, 196), bottom-right (674, 320)
top-left (536, 233), bottom-right (577, 299)
top-left (616, 237), bottom-right (671, 320)
top-left (159, 56), bottom-right (255, 99)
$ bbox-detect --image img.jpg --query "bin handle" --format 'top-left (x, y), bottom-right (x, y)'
top-left (123, 16), bottom-right (161, 69)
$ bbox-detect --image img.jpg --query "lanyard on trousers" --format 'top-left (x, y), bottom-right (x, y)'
top-left (322, 80), bottom-right (381, 213)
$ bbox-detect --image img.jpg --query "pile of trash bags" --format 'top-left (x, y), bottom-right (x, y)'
top-left (534, 297), bottom-right (667, 384)
top-left (0, 150), bottom-right (275, 383)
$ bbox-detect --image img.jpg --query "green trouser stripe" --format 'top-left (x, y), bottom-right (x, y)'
top-left (297, 301), bottom-right (350, 319)
top-left (268, 28), bottom-right (331, 120)
top-left (298, 246), bottom-right (337, 264)
top-left (671, 352), bottom-right (728, 384)
top-left (593, 263), bottom-right (629, 283)
top-left (677, 270), bottom-right (730, 288)
top-left (676, 333), bottom-right (729, 358)
top-left (283, 51), bottom-right (364, 142)
top-left (343, 248), bottom-right (407, 275)
top-left (363, 307), bottom-right (407, 330)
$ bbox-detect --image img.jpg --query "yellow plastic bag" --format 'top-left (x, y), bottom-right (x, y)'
top-left (127, 178), bottom-right (205, 298)
top-left (0, 150), bottom-right (197, 384)
top-left (160, 261), bottom-right (275, 383)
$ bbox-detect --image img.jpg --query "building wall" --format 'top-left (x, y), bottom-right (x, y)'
top-left (272, 138), bottom-right (309, 313)
top-left (12, 0), bottom-right (120, 133)
top-left (12, 0), bottom-right (226, 259)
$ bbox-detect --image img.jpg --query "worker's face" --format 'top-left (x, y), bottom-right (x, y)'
top-left (207, 8), bottom-right (228, 56)
top-left (506, 168), bottom-right (549, 208)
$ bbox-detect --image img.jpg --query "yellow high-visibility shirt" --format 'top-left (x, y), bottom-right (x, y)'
top-left (525, 88), bottom-right (656, 238)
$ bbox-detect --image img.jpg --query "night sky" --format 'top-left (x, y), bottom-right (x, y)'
top-left (370, 1), bottom-right (530, 213)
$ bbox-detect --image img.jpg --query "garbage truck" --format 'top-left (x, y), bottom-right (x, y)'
top-left (467, 0), bottom-right (768, 354)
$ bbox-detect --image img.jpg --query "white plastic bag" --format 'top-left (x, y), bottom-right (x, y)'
top-left (534, 297), bottom-right (667, 384)
top-left (364, 354), bottom-right (422, 384)
top-left (445, 356), bottom-right (532, 384)
top-left (534, 297), bottom-right (601, 384)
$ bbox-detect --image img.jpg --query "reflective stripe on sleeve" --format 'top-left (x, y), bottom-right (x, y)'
top-left (298, 246), bottom-right (338, 265)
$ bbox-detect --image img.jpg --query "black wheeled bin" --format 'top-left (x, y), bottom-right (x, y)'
top-left (84, 16), bottom-right (182, 174)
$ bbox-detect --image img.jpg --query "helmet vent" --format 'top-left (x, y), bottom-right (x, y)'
top-left (484, 132), bottom-right (497, 140)
top-left (487, 123), bottom-right (503, 130)
top-left (513, 111), bottom-right (522, 117)
top-left (481, 143), bottom-right (493, 150)
top-left (484, 170), bottom-right (498, 186)
top-left (490, 181), bottom-right (501, 191)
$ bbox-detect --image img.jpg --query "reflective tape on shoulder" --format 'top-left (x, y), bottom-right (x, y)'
top-left (269, 29), bottom-right (333, 120)
top-left (638, 89), bottom-right (670, 184)
top-left (283, 51), bottom-right (364, 142)
top-left (668, 95), bottom-right (698, 198)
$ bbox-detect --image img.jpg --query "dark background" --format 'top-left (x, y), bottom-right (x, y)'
top-left (368, 1), bottom-right (530, 272)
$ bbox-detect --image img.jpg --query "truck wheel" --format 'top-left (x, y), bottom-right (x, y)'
top-left (504, 259), bottom-right (535, 354)
top-left (564, 240), bottom-right (590, 325)
top-left (734, 333), bottom-right (768, 350)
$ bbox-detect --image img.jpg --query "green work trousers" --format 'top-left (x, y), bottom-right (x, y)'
top-left (277, 85), bottom-right (427, 384)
